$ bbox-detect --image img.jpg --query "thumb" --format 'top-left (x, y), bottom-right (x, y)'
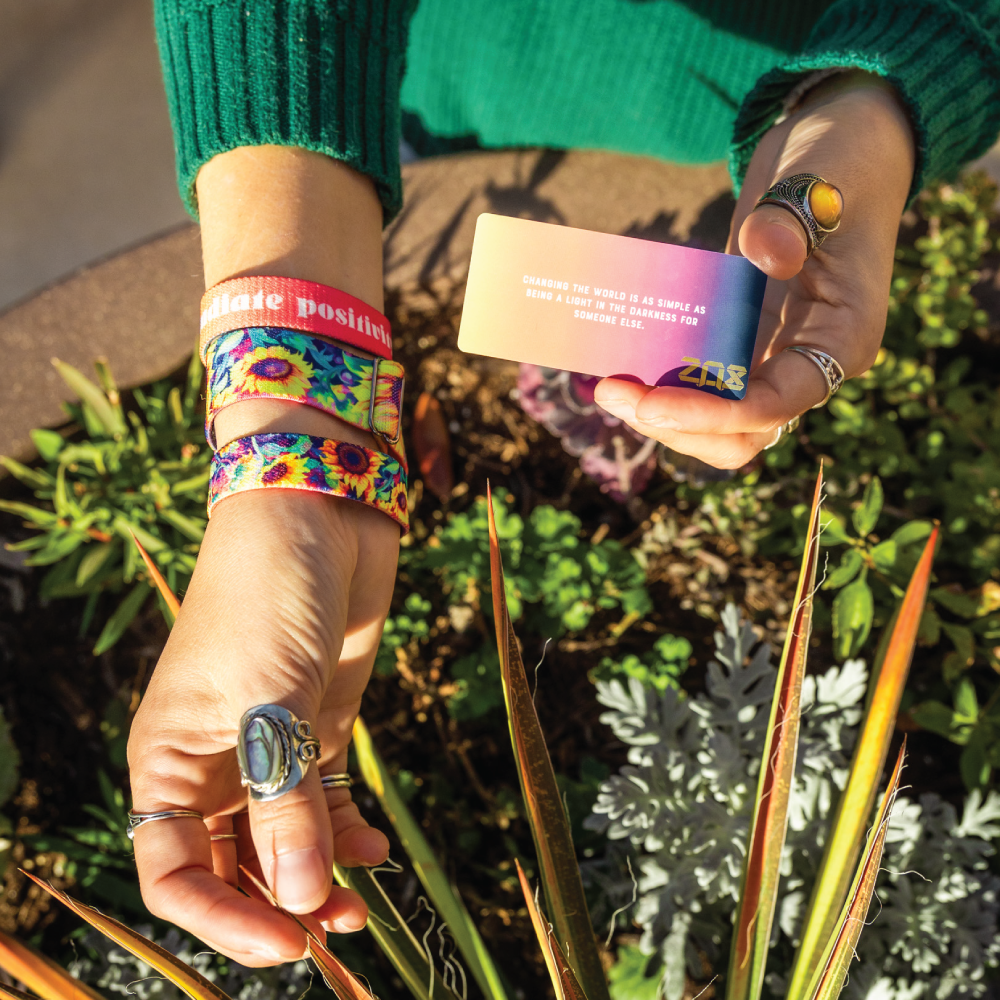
top-left (738, 203), bottom-right (810, 280)
top-left (244, 703), bottom-right (335, 914)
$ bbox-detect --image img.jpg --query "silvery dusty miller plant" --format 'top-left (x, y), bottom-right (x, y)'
top-left (586, 605), bottom-right (1000, 1000)
top-left (67, 927), bottom-right (312, 1000)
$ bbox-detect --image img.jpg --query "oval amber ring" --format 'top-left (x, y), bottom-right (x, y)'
top-left (755, 173), bottom-right (844, 254)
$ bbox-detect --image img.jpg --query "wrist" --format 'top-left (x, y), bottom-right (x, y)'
top-left (213, 398), bottom-right (378, 452)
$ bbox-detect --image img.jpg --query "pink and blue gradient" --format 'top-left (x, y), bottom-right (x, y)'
top-left (459, 214), bottom-right (767, 400)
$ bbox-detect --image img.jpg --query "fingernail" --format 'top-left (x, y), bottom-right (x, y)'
top-left (273, 847), bottom-right (326, 912)
top-left (250, 943), bottom-right (290, 963)
top-left (595, 397), bottom-right (632, 418)
top-left (332, 915), bottom-right (365, 934)
top-left (646, 415), bottom-right (683, 430)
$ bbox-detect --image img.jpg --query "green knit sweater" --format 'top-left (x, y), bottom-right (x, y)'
top-left (154, 0), bottom-right (1000, 223)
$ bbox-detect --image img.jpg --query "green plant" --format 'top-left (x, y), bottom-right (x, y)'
top-left (590, 632), bottom-right (692, 692)
top-left (0, 354), bottom-right (209, 653)
top-left (588, 608), bottom-right (1000, 1000)
top-left (390, 488), bottom-right (653, 719)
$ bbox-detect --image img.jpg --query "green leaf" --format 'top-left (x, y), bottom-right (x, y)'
top-left (961, 726), bottom-right (992, 789)
top-left (831, 574), bottom-right (874, 660)
top-left (852, 477), bottom-right (883, 538)
top-left (787, 530), bottom-right (936, 1000)
top-left (819, 510), bottom-right (852, 546)
top-left (910, 700), bottom-right (965, 741)
top-left (158, 508), bottom-right (206, 542)
top-left (30, 428), bottom-right (64, 461)
top-left (890, 520), bottom-right (934, 548)
top-left (728, 468), bottom-right (824, 1000)
top-left (51, 358), bottom-right (126, 438)
top-left (608, 946), bottom-right (660, 1000)
top-left (869, 539), bottom-right (897, 573)
top-left (823, 548), bottom-right (864, 589)
top-left (487, 486), bottom-right (610, 1000)
top-left (0, 500), bottom-right (58, 527)
top-left (0, 456), bottom-right (54, 490)
top-left (942, 622), bottom-right (976, 671)
top-left (955, 677), bottom-right (979, 721)
top-left (931, 587), bottom-right (980, 619)
top-left (353, 717), bottom-right (509, 1000)
top-left (332, 863), bottom-right (459, 1000)
top-left (93, 583), bottom-right (150, 655)
top-left (113, 517), bottom-right (166, 553)
top-left (918, 606), bottom-right (941, 645)
top-left (24, 531), bottom-right (86, 567)
top-left (76, 542), bottom-right (115, 587)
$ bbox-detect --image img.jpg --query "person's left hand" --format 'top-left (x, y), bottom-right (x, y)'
top-left (594, 70), bottom-right (915, 468)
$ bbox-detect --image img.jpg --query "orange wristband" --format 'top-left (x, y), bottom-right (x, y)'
top-left (199, 276), bottom-right (394, 362)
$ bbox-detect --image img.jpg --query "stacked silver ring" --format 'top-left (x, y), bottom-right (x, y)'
top-left (127, 808), bottom-right (203, 840)
top-left (785, 345), bottom-right (845, 407)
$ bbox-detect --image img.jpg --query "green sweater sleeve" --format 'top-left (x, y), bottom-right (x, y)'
top-left (153, 0), bottom-right (417, 223)
top-left (729, 0), bottom-right (1000, 201)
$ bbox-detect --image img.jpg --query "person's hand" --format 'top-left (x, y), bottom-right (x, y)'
top-left (128, 487), bottom-right (396, 964)
top-left (594, 70), bottom-right (916, 468)
top-left (126, 147), bottom-right (396, 965)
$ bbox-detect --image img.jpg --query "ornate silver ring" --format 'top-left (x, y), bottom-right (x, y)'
top-left (237, 704), bottom-right (322, 802)
top-left (784, 345), bottom-right (845, 407)
top-left (320, 773), bottom-right (353, 790)
top-left (764, 414), bottom-right (801, 451)
top-left (755, 173), bottom-right (843, 254)
top-left (127, 809), bottom-right (203, 840)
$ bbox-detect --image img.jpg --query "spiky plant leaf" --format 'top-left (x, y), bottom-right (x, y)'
top-left (21, 874), bottom-right (231, 1000)
top-left (786, 526), bottom-right (938, 1000)
top-left (725, 467), bottom-right (824, 1000)
top-left (352, 717), bottom-right (508, 1000)
top-left (332, 862), bottom-right (460, 1000)
top-left (130, 531), bottom-right (180, 624)
top-left (51, 359), bottom-right (126, 438)
top-left (487, 484), bottom-right (609, 1000)
top-left (0, 928), bottom-right (104, 1000)
top-left (515, 860), bottom-right (588, 1000)
top-left (802, 744), bottom-right (906, 1000)
top-left (0, 983), bottom-right (44, 1000)
top-left (236, 867), bottom-right (377, 1000)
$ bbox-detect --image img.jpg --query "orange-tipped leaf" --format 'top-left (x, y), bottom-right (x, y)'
top-left (0, 927), bottom-right (104, 1000)
top-left (804, 744), bottom-right (907, 1000)
top-left (129, 530), bottom-right (180, 625)
top-left (0, 983), bottom-right (44, 1000)
top-left (515, 861), bottom-right (588, 1000)
top-left (725, 467), bottom-right (825, 1000)
top-left (787, 527), bottom-right (938, 1000)
top-left (22, 874), bottom-right (230, 1000)
top-left (487, 485), bottom-right (610, 1000)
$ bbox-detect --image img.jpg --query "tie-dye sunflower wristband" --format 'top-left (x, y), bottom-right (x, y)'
top-left (201, 278), bottom-right (408, 532)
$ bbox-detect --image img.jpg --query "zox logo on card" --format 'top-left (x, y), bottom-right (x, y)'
top-left (457, 214), bottom-right (766, 398)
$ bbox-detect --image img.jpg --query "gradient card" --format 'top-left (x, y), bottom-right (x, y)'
top-left (458, 214), bottom-right (767, 399)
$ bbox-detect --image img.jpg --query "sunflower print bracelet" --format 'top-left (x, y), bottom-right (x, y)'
top-left (206, 328), bottom-right (405, 463)
top-left (209, 433), bottom-right (408, 532)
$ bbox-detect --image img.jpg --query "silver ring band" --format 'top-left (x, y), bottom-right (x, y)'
top-left (755, 173), bottom-right (842, 255)
top-left (237, 704), bottom-right (322, 802)
top-left (321, 773), bottom-right (353, 790)
top-left (127, 809), bottom-right (203, 840)
top-left (764, 414), bottom-right (801, 451)
top-left (784, 345), bottom-right (845, 407)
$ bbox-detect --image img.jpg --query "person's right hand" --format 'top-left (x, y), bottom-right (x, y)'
top-left (127, 146), bottom-right (397, 964)
top-left (128, 486), bottom-right (397, 964)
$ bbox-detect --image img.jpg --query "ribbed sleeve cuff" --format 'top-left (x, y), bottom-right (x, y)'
top-left (153, 0), bottom-right (417, 223)
top-left (728, 0), bottom-right (1000, 202)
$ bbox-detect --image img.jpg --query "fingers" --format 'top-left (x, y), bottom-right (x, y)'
top-left (738, 205), bottom-right (809, 280)
top-left (132, 811), bottom-right (309, 966)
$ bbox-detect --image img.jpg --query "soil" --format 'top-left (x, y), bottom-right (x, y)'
top-left (0, 275), bottom-right (967, 999)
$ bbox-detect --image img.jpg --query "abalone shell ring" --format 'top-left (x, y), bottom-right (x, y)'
top-left (237, 704), bottom-right (322, 802)
top-left (784, 345), bottom-right (846, 407)
top-left (755, 173), bottom-right (843, 254)
top-left (126, 809), bottom-right (203, 840)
